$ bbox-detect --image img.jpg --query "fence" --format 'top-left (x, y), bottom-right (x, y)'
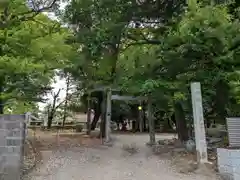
top-left (0, 114), bottom-right (26, 180)
top-left (226, 118), bottom-right (240, 147)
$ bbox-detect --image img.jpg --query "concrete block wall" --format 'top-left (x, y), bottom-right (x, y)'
top-left (217, 148), bottom-right (240, 180)
top-left (0, 115), bottom-right (26, 180)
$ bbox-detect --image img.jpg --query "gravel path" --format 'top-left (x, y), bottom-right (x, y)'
top-left (24, 134), bottom-right (218, 180)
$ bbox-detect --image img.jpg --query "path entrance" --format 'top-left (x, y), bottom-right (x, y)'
top-left (23, 131), bottom-right (218, 180)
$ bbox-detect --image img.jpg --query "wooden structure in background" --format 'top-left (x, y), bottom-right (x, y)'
top-left (86, 86), bottom-right (155, 144)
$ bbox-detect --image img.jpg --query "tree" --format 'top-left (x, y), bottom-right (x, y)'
top-left (5, 100), bottom-right (39, 114)
top-left (0, 0), bottom-right (75, 114)
top-left (63, 0), bottom-right (186, 137)
top-left (63, 0), bottom-right (240, 143)
top-left (123, 3), bottom-right (240, 140)
top-left (46, 88), bottom-right (62, 128)
top-left (109, 2), bottom-right (240, 141)
top-left (61, 72), bottom-right (76, 127)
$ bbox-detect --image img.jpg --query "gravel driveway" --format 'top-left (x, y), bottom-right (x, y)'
top-left (24, 134), bottom-right (218, 180)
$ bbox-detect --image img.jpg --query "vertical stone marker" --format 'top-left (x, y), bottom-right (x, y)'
top-left (191, 82), bottom-right (208, 164)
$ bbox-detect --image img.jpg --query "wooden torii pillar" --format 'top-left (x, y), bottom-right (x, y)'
top-left (105, 88), bottom-right (112, 142)
top-left (147, 97), bottom-right (155, 145)
top-left (86, 93), bottom-right (91, 135)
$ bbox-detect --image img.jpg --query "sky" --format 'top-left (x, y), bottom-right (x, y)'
top-left (38, 75), bottom-right (67, 111)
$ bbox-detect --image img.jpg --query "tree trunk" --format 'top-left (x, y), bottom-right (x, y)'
top-left (0, 78), bottom-right (4, 114)
top-left (100, 117), bottom-right (106, 138)
top-left (131, 105), bottom-right (139, 132)
top-left (132, 120), bottom-right (137, 132)
top-left (91, 92), bottom-right (103, 130)
top-left (47, 114), bottom-right (53, 129)
top-left (0, 86), bottom-right (4, 114)
top-left (91, 101), bottom-right (102, 130)
top-left (143, 110), bottom-right (147, 131)
top-left (174, 102), bottom-right (189, 142)
top-left (62, 74), bottom-right (70, 127)
top-left (100, 93), bottom-right (106, 138)
top-left (158, 111), bottom-right (172, 132)
top-left (0, 98), bottom-right (4, 114)
top-left (162, 118), bottom-right (173, 132)
top-left (91, 109), bottom-right (101, 130)
top-left (86, 95), bottom-right (91, 135)
top-left (0, 105), bottom-right (3, 114)
top-left (215, 80), bottom-right (229, 124)
top-left (171, 114), bottom-right (176, 127)
top-left (47, 105), bottom-right (53, 129)
top-left (117, 123), bottom-right (120, 130)
top-left (0, 12), bottom-right (7, 115)
top-left (47, 89), bottom-right (61, 129)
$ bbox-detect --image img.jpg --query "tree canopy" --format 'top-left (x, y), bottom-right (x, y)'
top-left (2, 0), bottom-right (240, 141)
top-left (0, 0), bottom-right (75, 114)
top-left (62, 0), bottom-right (240, 139)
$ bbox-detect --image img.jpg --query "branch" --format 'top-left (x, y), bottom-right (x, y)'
top-left (52, 89), bottom-right (81, 112)
top-left (0, 6), bottom-right (9, 28)
top-left (53, 88), bottom-right (61, 98)
top-left (17, 0), bottom-right (59, 22)
top-left (122, 40), bottom-right (160, 51)
top-left (126, 33), bottom-right (162, 45)
top-left (0, 0), bottom-right (59, 29)
top-left (139, 31), bottom-right (162, 44)
top-left (229, 41), bottom-right (240, 51)
top-left (37, 0), bottom-right (58, 12)
top-left (54, 93), bottom-right (74, 110)
top-left (19, 0), bottom-right (58, 16)
top-left (54, 100), bottom-right (65, 110)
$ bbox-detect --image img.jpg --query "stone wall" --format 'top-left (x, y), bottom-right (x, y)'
top-left (217, 148), bottom-right (240, 180)
top-left (0, 115), bottom-right (26, 180)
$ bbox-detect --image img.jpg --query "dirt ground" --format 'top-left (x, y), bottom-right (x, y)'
top-left (23, 130), bottom-right (220, 180)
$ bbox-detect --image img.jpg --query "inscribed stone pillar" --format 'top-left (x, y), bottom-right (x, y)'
top-left (191, 82), bottom-right (208, 163)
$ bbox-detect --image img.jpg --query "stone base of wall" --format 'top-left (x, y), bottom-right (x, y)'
top-left (0, 115), bottom-right (26, 180)
top-left (217, 148), bottom-right (240, 180)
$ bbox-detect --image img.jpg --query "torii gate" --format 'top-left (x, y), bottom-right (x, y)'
top-left (86, 87), bottom-right (155, 145)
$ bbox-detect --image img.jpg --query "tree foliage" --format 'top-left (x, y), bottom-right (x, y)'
top-left (0, 0), bottom-right (74, 114)
top-left (3, 0), bottom-right (240, 142)
top-left (62, 0), bottom-right (240, 140)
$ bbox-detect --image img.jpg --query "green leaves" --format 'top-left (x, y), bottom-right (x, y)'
top-left (62, 0), bottom-right (240, 122)
top-left (0, 0), bottom-right (75, 113)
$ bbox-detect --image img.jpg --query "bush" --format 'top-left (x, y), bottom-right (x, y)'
top-left (75, 124), bottom-right (83, 132)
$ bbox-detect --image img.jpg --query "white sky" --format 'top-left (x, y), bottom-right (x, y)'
top-left (38, 75), bottom-right (67, 111)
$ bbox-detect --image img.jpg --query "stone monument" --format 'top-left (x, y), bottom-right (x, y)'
top-left (191, 82), bottom-right (208, 164)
